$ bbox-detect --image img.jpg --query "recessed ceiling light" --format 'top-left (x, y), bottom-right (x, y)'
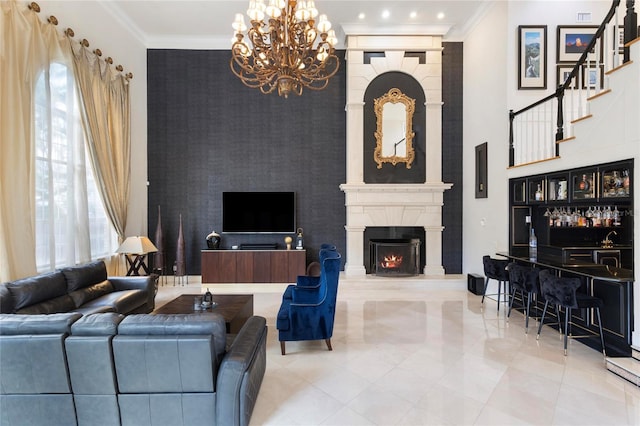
top-left (410, 11), bottom-right (417, 19)
top-left (437, 12), bottom-right (445, 20)
top-left (358, 12), bottom-right (365, 20)
top-left (382, 10), bottom-right (390, 19)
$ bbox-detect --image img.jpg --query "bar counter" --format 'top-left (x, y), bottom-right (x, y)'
top-left (496, 251), bottom-right (634, 283)
top-left (496, 250), bottom-right (633, 357)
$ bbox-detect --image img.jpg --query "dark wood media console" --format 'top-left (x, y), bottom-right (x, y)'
top-left (201, 249), bottom-right (306, 283)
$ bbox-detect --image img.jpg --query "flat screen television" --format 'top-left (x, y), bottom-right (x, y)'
top-left (222, 191), bottom-right (296, 233)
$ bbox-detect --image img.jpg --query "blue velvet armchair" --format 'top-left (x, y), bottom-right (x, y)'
top-left (276, 248), bottom-right (341, 355)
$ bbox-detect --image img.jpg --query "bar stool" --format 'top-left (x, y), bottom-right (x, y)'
top-left (506, 263), bottom-right (539, 333)
top-left (537, 269), bottom-right (606, 357)
top-left (481, 255), bottom-right (510, 314)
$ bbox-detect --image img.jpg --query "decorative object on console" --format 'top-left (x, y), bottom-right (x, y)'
top-left (284, 236), bottom-right (292, 250)
top-left (230, 0), bottom-right (339, 98)
top-left (202, 288), bottom-right (213, 308)
top-left (374, 88), bottom-right (416, 169)
top-left (153, 205), bottom-right (166, 284)
top-left (175, 214), bottom-right (187, 286)
top-left (295, 228), bottom-right (304, 250)
top-left (116, 236), bottom-right (158, 276)
top-left (206, 230), bottom-right (221, 249)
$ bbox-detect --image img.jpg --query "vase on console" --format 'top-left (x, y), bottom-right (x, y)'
top-left (206, 231), bottom-right (221, 249)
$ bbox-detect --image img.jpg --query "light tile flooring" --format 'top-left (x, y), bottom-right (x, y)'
top-left (155, 275), bottom-right (640, 425)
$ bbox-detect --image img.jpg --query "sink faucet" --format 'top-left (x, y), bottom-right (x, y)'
top-left (602, 230), bottom-right (617, 248)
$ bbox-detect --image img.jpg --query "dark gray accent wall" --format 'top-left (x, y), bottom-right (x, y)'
top-left (147, 49), bottom-right (347, 274)
top-left (146, 44), bottom-right (463, 275)
top-left (442, 42), bottom-right (463, 274)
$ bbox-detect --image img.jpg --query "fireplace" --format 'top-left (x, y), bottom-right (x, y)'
top-left (369, 239), bottom-right (420, 277)
top-left (340, 34), bottom-right (452, 276)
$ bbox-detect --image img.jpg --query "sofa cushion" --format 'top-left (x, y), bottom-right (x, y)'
top-left (71, 312), bottom-right (124, 336)
top-left (0, 283), bottom-right (14, 313)
top-left (79, 290), bottom-right (147, 314)
top-left (69, 279), bottom-right (114, 308)
top-left (0, 313), bottom-right (82, 335)
top-left (62, 260), bottom-right (108, 292)
top-left (15, 294), bottom-right (76, 314)
top-left (119, 313), bottom-right (227, 360)
top-left (6, 271), bottom-right (68, 311)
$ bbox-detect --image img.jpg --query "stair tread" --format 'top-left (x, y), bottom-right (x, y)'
top-left (607, 357), bottom-right (640, 386)
top-left (607, 357), bottom-right (640, 371)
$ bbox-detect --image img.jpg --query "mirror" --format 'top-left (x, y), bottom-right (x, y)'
top-left (374, 88), bottom-right (416, 169)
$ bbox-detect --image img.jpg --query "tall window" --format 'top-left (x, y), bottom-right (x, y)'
top-left (34, 62), bottom-right (117, 271)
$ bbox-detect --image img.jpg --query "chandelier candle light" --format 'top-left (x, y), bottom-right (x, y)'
top-left (230, 0), bottom-right (339, 98)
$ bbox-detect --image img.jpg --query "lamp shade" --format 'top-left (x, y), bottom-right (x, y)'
top-left (116, 236), bottom-right (158, 255)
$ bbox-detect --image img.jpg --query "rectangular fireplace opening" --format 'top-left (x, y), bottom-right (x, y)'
top-left (370, 239), bottom-right (420, 276)
top-left (364, 227), bottom-right (425, 275)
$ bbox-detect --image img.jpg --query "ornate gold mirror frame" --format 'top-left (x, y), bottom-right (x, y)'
top-left (374, 88), bottom-right (416, 169)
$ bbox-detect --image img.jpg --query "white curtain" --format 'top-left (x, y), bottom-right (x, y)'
top-left (0, 0), bottom-right (65, 280)
top-left (67, 40), bottom-right (130, 243)
top-left (0, 0), bottom-right (125, 280)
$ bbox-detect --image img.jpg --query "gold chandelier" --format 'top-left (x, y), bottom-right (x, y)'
top-left (230, 0), bottom-right (339, 98)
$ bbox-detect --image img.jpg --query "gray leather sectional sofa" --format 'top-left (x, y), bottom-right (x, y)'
top-left (0, 311), bottom-right (267, 426)
top-left (0, 260), bottom-right (155, 314)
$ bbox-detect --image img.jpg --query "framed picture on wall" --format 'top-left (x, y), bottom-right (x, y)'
top-left (582, 65), bottom-right (604, 89)
top-left (557, 25), bottom-right (601, 63)
top-left (518, 25), bottom-right (547, 90)
top-left (556, 64), bottom-right (579, 89)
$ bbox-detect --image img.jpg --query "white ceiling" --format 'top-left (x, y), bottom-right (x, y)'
top-left (97, 0), bottom-right (493, 49)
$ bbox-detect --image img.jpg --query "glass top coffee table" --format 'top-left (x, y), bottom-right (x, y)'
top-left (153, 294), bottom-right (253, 334)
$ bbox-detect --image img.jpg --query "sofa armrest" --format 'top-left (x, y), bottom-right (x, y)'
top-left (216, 316), bottom-right (267, 426)
top-left (109, 276), bottom-right (155, 311)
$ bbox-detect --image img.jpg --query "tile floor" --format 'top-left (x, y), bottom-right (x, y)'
top-left (155, 274), bottom-right (640, 425)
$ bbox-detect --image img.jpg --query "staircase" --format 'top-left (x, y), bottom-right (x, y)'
top-left (607, 346), bottom-right (640, 386)
top-left (508, 0), bottom-right (639, 169)
top-left (553, 39), bottom-right (640, 386)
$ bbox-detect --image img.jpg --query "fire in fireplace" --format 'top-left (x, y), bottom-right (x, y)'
top-left (381, 254), bottom-right (403, 269)
top-left (369, 239), bottom-right (420, 276)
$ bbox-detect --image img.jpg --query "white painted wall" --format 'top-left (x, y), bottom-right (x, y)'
top-left (463, 1), bottom-right (611, 276)
top-left (463, 1), bottom-right (509, 276)
top-left (36, 0), bottom-right (149, 237)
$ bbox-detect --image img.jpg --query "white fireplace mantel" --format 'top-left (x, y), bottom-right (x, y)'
top-left (340, 183), bottom-right (452, 276)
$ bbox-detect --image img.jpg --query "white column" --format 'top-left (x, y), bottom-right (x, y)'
top-left (344, 225), bottom-right (366, 276)
top-left (424, 225), bottom-right (445, 275)
top-left (346, 102), bottom-right (365, 183)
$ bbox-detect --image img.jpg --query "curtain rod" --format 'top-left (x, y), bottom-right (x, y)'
top-left (28, 1), bottom-right (133, 80)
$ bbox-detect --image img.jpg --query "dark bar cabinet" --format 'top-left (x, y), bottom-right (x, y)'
top-left (508, 159), bottom-right (634, 356)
